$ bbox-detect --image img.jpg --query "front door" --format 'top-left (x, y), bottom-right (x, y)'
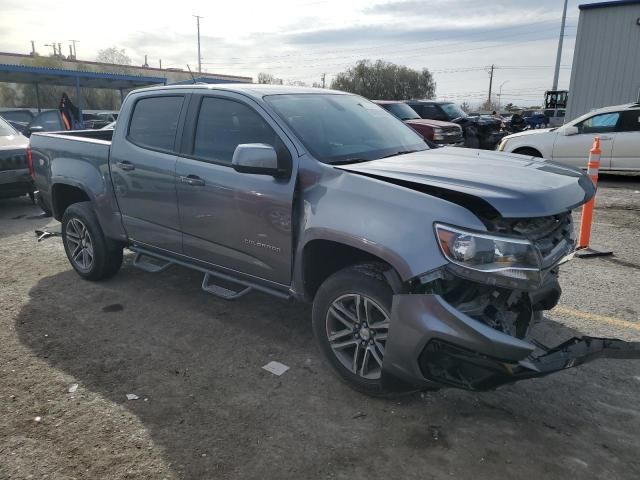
top-left (110, 94), bottom-right (187, 252)
top-left (612, 110), bottom-right (640, 170)
top-left (552, 111), bottom-right (618, 168)
top-left (175, 93), bottom-right (297, 285)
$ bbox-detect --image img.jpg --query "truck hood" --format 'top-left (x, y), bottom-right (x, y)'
top-left (337, 148), bottom-right (595, 218)
top-left (504, 128), bottom-right (556, 140)
top-left (404, 118), bottom-right (457, 129)
top-left (0, 134), bottom-right (28, 149)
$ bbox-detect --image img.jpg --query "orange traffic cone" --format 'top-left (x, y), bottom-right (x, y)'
top-left (575, 136), bottom-right (613, 258)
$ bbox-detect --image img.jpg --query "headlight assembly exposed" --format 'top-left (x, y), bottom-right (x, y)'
top-left (435, 223), bottom-right (542, 289)
top-left (432, 127), bottom-right (444, 141)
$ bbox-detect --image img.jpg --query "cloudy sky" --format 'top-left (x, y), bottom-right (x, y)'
top-left (1, 0), bottom-right (604, 107)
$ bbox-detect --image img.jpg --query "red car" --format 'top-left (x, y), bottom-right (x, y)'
top-left (374, 100), bottom-right (464, 147)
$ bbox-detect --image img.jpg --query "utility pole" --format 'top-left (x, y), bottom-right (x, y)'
top-left (321, 73), bottom-right (326, 88)
top-left (69, 39), bottom-right (79, 58)
top-left (44, 43), bottom-right (56, 56)
top-left (194, 15), bottom-right (203, 73)
top-left (552, 0), bottom-right (569, 90)
top-left (487, 64), bottom-right (495, 106)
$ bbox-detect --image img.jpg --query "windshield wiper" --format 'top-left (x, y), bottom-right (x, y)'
top-left (330, 158), bottom-right (371, 165)
top-left (382, 150), bottom-right (419, 159)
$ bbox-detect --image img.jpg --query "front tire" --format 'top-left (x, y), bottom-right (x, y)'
top-left (61, 202), bottom-right (123, 281)
top-left (312, 264), bottom-right (396, 396)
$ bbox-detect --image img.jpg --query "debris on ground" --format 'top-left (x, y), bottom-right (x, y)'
top-left (262, 361), bottom-right (289, 376)
top-left (352, 412), bottom-right (367, 420)
top-left (34, 416), bottom-right (42, 422)
top-left (126, 394), bottom-right (139, 401)
top-left (68, 383), bottom-right (78, 393)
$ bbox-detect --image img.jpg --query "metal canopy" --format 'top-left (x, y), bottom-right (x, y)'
top-left (0, 63), bottom-right (167, 90)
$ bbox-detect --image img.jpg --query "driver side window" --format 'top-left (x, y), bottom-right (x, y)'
top-left (577, 112), bottom-right (620, 134)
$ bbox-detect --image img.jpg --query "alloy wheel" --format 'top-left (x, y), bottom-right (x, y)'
top-left (326, 293), bottom-right (390, 380)
top-left (65, 218), bottom-right (94, 272)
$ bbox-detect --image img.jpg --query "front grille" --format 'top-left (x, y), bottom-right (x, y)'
top-left (440, 126), bottom-right (463, 143)
top-left (486, 212), bottom-right (575, 268)
top-left (0, 148), bottom-right (28, 172)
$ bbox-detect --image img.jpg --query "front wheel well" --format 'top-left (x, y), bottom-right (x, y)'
top-left (513, 147), bottom-right (543, 158)
top-left (302, 240), bottom-right (397, 300)
top-left (51, 184), bottom-right (91, 220)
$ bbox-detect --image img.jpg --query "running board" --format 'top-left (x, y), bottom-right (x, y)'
top-left (133, 252), bottom-right (172, 273)
top-left (202, 273), bottom-right (252, 300)
top-left (129, 246), bottom-right (290, 301)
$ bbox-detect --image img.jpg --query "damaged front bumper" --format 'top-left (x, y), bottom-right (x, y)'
top-left (383, 294), bottom-right (640, 391)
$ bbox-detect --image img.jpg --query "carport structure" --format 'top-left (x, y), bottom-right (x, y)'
top-left (0, 63), bottom-right (167, 114)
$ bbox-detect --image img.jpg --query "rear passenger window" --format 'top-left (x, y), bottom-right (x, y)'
top-left (618, 111), bottom-right (640, 132)
top-left (420, 104), bottom-right (444, 120)
top-left (193, 97), bottom-right (284, 165)
top-left (128, 96), bottom-right (184, 151)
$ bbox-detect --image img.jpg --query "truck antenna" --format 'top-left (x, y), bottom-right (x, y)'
top-left (186, 64), bottom-right (196, 84)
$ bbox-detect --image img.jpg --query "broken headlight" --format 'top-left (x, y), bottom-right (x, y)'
top-left (435, 223), bottom-right (542, 289)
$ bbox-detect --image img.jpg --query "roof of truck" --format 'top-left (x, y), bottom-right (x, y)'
top-left (132, 83), bottom-right (349, 98)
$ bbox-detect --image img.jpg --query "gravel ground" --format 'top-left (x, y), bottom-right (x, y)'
top-left (1, 174), bottom-right (640, 480)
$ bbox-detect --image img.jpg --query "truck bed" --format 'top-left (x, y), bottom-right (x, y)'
top-left (34, 128), bottom-right (114, 143)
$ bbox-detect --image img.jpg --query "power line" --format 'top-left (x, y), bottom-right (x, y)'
top-left (200, 23), bottom-right (576, 68)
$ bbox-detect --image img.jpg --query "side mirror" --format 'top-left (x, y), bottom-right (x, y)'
top-left (232, 143), bottom-right (288, 178)
top-left (561, 126), bottom-right (579, 136)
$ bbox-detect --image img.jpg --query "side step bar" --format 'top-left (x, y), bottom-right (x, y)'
top-left (130, 247), bottom-right (290, 301)
top-left (202, 273), bottom-right (252, 300)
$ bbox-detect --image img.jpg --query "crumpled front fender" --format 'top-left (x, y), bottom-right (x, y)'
top-left (382, 294), bottom-right (640, 392)
top-left (383, 294), bottom-right (536, 389)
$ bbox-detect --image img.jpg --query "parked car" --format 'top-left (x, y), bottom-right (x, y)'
top-left (81, 113), bottom-right (112, 130)
top-left (405, 100), bottom-right (506, 150)
top-left (543, 108), bottom-right (566, 128)
top-left (0, 116), bottom-right (33, 201)
top-left (30, 85), bottom-right (640, 395)
top-left (373, 101), bottom-right (463, 147)
top-left (498, 103), bottom-right (640, 171)
top-left (524, 112), bottom-right (549, 129)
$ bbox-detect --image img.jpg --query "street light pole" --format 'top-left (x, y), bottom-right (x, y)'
top-left (498, 80), bottom-right (509, 110)
top-left (194, 15), bottom-right (203, 73)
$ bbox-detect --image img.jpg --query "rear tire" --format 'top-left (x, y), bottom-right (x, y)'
top-left (61, 202), bottom-right (123, 281)
top-left (312, 263), bottom-right (399, 397)
top-left (514, 147), bottom-right (542, 158)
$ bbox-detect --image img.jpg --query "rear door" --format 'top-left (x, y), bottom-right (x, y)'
top-left (612, 110), bottom-right (640, 170)
top-left (110, 94), bottom-right (188, 252)
top-left (175, 92), bottom-right (297, 285)
top-left (552, 111), bottom-right (618, 168)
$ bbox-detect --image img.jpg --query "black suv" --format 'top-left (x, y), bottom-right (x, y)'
top-left (405, 100), bottom-right (506, 150)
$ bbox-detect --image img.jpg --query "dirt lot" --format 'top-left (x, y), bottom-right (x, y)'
top-left (2, 174), bottom-right (640, 480)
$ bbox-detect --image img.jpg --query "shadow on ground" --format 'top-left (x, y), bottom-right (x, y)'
top-left (0, 196), bottom-right (50, 240)
top-left (13, 260), bottom-right (640, 479)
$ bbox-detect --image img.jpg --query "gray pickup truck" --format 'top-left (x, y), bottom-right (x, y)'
top-left (30, 84), bottom-right (640, 396)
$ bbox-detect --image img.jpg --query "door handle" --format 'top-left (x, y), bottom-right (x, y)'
top-left (180, 175), bottom-right (205, 186)
top-left (116, 161), bottom-right (135, 171)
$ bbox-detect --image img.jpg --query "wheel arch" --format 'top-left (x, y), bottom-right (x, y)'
top-left (512, 146), bottom-right (544, 158)
top-left (51, 182), bottom-right (93, 221)
top-left (297, 237), bottom-right (406, 301)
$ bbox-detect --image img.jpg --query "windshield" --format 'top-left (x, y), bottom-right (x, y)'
top-left (265, 94), bottom-right (427, 164)
top-left (440, 103), bottom-right (467, 120)
top-left (382, 103), bottom-right (421, 120)
top-left (0, 116), bottom-right (17, 136)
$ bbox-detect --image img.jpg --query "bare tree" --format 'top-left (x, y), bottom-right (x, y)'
top-left (96, 47), bottom-right (132, 66)
top-left (330, 59), bottom-right (436, 100)
top-left (460, 101), bottom-right (471, 113)
top-left (257, 72), bottom-right (283, 85)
